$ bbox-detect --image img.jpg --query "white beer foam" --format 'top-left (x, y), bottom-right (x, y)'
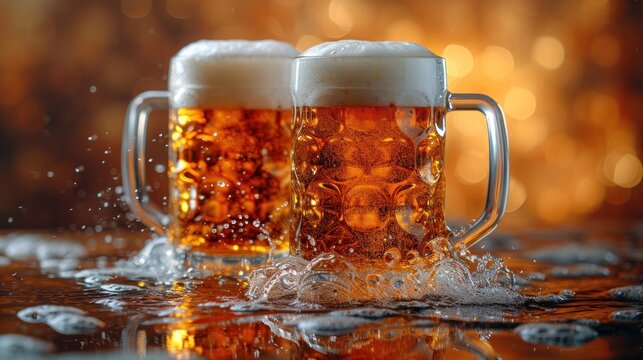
top-left (292, 40), bottom-right (447, 107)
top-left (169, 40), bottom-right (299, 109)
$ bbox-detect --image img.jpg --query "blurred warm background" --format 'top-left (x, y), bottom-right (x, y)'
top-left (0, 0), bottom-right (641, 231)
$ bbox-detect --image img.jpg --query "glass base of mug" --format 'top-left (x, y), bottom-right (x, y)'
top-left (183, 250), bottom-right (287, 280)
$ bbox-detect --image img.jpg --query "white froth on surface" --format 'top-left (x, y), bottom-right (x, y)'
top-left (0, 233), bottom-right (85, 260)
top-left (301, 40), bottom-right (435, 57)
top-left (514, 323), bottom-right (598, 347)
top-left (17, 305), bottom-right (87, 324)
top-left (246, 239), bottom-right (524, 307)
top-left (292, 40), bottom-right (446, 107)
top-left (0, 334), bottom-right (53, 355)
top-left (46, 313), bottom-right (106, 335)
top-left (169, 39), bottom-right (298, 109)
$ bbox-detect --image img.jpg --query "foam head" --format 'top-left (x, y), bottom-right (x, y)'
top-left (292, 40), bottom-right (447, 107)
top-left (169, 40), bottom-right (299, 109)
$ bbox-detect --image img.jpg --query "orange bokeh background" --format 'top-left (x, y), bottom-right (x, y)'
top-left (0, 0), bottom-right (640, 231)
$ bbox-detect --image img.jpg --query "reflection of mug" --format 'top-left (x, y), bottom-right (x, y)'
top-left (122, 40), bottom-right (298, 257)
top-left (290, 41), bottom-right (509, 263)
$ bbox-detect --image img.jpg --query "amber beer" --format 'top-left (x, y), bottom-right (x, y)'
top-left (292, 105), bottom-right (448, 261)
top-left (291, 40), bottom-right (510, 264)
top-left (123, 40), bottom-right (298, 258)
top-left (169, 107), bottom-right (291, 255)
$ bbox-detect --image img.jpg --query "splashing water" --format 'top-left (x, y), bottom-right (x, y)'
top-left (247, 237), bottom-right (529, 307)
top-left (1, 225), bottom-right (641, 358)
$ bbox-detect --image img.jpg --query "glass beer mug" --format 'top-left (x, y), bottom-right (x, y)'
top-left (122, 40), bottom-right (298, 258)
top-left (290, 40), bottom-right (509, 263)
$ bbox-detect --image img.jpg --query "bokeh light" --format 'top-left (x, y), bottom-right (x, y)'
top-left (531, 36), bottom-right (566, 70)
top-left (0, 0), bottom-right (640, 229)
top-left (480, 46), bottom-right (514, 80)
top-left (443, 44), bottom-right (474, 78)
top-left (504, 87), bottom-right (537, 120)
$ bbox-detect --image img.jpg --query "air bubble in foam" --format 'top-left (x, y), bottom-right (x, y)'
top-left (247, 240), bottom-right (526, 307)
top-left (169, 39), bottom-right (298, 109)
top-left (293, 40), bottom-right (446, 107)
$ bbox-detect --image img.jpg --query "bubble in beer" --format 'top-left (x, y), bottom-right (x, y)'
top-left (383, 248), bottom-right (401, 267)
top-left (166, 40), bottom-right (297, 257)
top-left (292, 42), bottom-right (450, 263)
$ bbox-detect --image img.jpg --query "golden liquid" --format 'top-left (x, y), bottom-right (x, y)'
top-left (168, 108), bottom-right (291, 256)
top-left (291, 105), bottom-right (448, 262)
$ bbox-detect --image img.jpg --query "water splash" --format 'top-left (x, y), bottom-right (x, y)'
top-left (70, 236), bottom-right (187, 286)
top-left (247, 237), bottom-right (525, 307)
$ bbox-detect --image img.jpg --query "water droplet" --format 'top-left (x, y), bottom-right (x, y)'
top-left (74, 165), bottom-right (85, 173)
top-left (89, 85), bottom-right (97, 93)
top-left (87, 134), bottom-right (98, 141)
top-left (47, 171), bottom-right (54, 178)
top-left (154, 164), bottom-right (166, 173)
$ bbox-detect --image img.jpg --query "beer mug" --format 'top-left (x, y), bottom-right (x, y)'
top-left (122, 40), bottom-right (298, 258)
top-left (290, 40), bottom-right (509, 263)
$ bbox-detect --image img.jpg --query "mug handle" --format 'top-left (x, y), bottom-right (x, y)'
top-left (121, 90), bottom-right (170, 233)
top-left (447, 93), bottom-right (510, 250)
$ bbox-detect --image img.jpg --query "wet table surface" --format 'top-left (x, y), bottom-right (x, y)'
top-left (0, 223), bottom-right (642, 359)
